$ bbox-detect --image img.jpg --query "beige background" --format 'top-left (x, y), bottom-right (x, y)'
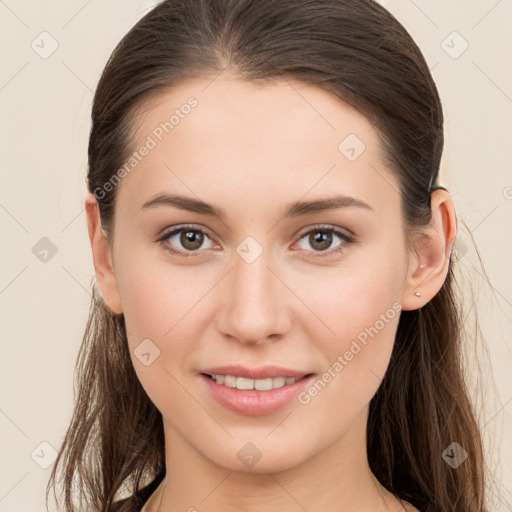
top-left (1, 0), bottom-right (511, 510)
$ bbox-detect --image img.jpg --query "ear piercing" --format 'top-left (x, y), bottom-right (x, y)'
top-left (414, 292), bottom-right (421, 297)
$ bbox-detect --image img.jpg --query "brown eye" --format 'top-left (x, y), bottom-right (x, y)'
top-left (308, 230), bottom-right (334, 251)
top-left (294, 225), bottom-right (353, 258)
top-left (158, 225), bottom-right (216, 257)
top-left (180, 229), bottom-right (204, 251)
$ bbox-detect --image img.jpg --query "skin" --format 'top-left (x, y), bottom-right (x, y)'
top-left (85, 75), bottom-right (456, 512)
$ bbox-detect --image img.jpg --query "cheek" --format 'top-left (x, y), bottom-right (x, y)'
top-left (115, 251), bottom-right (208, 371)
top-left (116, 261), bottom-right (203, 416)
top-left (297, 298), bottom-right (400, 432)
top-left (115, 245), bottom-right (197, 339)
top-left (305, 257), bottom-right (403, 342)
top-left (301, 258), bottom-right (404, 399)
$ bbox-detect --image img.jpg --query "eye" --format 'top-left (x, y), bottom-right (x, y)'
top-left (293, 225), bottom-right (353, 258)
top-left (157, 223), bottom-right (354, 259)
top-left (157, 224), bottom-right (217, 257)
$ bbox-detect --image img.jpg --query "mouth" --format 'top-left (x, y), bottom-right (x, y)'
top-left (202, 373), bottom-right (314, 391)
top-left (200, 371), bottom-right (316, 416)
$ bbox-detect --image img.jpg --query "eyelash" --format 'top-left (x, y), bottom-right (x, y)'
top-left (156, 224), bottom-right (354, 259)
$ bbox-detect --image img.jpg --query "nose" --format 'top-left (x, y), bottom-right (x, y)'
top-left (215, 244), bottom-right (291, 346)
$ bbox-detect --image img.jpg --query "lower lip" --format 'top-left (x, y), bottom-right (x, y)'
top-left (200, 374), bottom-right (315, 416)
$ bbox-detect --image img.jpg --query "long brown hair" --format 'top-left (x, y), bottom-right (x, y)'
top-left (47, 1), bottom-right (497, 510)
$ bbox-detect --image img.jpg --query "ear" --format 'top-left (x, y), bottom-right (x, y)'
top-left (401, 189), bottom-right (457, 311)
top-left (84, 192), bottom-right (123, 315)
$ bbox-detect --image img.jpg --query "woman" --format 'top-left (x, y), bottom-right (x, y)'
top-left (47, 0), bottom-right (490, 510)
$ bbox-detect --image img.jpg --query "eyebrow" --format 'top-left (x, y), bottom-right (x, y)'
top-left (140, 193), bottom-right (374, 219)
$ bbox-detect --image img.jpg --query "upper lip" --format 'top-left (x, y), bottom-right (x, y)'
top-left (201, 365), bottom-right (312, 380)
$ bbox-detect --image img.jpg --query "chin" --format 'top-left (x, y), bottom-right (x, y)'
top-left (202, 439), bottom-right (311, 475)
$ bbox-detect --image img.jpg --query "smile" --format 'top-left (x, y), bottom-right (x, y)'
top-left (201, 373), bottom-right (316, 415)
top-left (206, 374), bottom-right (303, 391)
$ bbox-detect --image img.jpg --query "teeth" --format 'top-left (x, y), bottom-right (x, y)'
top-left (224, 375), bottom-right (236, 387)
top-left (210, 374), bottom-right (300, 390)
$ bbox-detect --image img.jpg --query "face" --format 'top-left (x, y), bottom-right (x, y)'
top-left (96, 75), bottom-right (417, 473)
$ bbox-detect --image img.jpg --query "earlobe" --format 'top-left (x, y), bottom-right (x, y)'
top-left (401, 189), bottom-right (457, 311)
top-left (84, 193), bottom-right (123, 315)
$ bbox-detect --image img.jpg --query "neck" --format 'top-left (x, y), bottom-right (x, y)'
top-left (143, 409), bottom-right (403, 512)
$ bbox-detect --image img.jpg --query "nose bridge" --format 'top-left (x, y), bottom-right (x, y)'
top-left (217, 236), bottom-right (289, 343)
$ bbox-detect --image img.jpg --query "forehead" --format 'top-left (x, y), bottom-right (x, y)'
top-left (116, 75), bottom-right (399, 218)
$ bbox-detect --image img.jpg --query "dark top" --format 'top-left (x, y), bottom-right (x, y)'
top-left (110, 471), bottom-right (165, 512)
